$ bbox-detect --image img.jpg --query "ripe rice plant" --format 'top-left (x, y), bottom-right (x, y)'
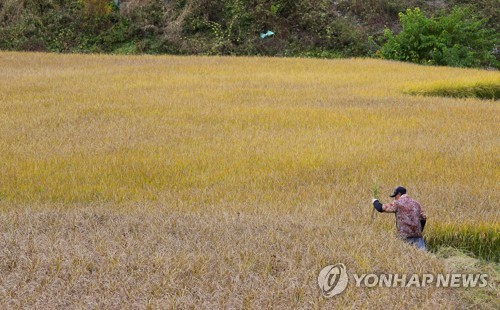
top-left (405, 77), bottom-right (500, 100)
top-left (427, 223), bottom-right (500, 263)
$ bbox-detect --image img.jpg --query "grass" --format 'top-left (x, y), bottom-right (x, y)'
top-left (0, 52), bottom-right (498, 308)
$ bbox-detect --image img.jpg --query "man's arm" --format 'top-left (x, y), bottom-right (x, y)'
top-left (372, 199), bottom-right (396, 213)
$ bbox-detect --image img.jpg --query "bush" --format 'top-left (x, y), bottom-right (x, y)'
top-left (177, 0), bottom-right (369, 57)
top-left (378, 8), bottom-right (498, 68)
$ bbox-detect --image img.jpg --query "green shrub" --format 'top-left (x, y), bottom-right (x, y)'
top-left (379, 8), bottom-right (498, 68)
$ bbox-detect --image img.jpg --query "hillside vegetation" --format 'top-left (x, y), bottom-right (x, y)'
top-left (0, 0), bottom-right (498, 67)
top-left (0, 52), bottom-right (498, 308)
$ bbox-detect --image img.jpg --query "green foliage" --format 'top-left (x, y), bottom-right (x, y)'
top-left (0, 0), bottom-right (373, 56)
top-left (379, 8), bottom-right (499, 68)
top-left (448, 0), bottom-right (500, 33)
top-left (0, 0), bottom-right (109, 52)
top-left (0, 0), bottom-right (497, 67)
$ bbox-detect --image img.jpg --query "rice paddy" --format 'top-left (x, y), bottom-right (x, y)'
top-left (0, 52), bottom-right (498, 308)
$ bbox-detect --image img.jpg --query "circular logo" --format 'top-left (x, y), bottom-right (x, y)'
top-left (318, 263), bottom-right (349, 298)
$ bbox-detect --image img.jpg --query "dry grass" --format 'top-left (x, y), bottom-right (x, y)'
top-left (0, 52), bottom-right (498, 308)
top-left (437, 247), bottom-right (500, 310)
top-left (0, 206), bottom-right (457, 309)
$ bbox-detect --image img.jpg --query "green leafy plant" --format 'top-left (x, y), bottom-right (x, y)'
top-left (378, 7), bottom-right (498, 68)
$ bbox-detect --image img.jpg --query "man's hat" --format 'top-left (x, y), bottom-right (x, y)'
top-left (390, 186), bottom-right (406, 197)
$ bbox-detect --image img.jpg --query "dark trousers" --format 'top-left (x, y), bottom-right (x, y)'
top-left (405, 237), bottom-right (426, 250)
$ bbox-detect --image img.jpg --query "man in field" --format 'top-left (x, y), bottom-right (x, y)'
top-left (372, 186), bottom-right (427, 250)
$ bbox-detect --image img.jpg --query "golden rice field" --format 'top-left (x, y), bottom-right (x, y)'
top-left (0, 52), bottom-right (498, 308)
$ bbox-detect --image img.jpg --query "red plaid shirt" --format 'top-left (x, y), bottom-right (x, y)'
top-left (382, 194), bottom-right (427, 238)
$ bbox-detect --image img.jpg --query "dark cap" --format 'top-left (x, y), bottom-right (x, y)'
top-left (390, 186), bottom-right (406, 197)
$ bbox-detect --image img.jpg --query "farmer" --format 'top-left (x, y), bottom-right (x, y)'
top-left (372, 186), bottom-right (427, 250)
